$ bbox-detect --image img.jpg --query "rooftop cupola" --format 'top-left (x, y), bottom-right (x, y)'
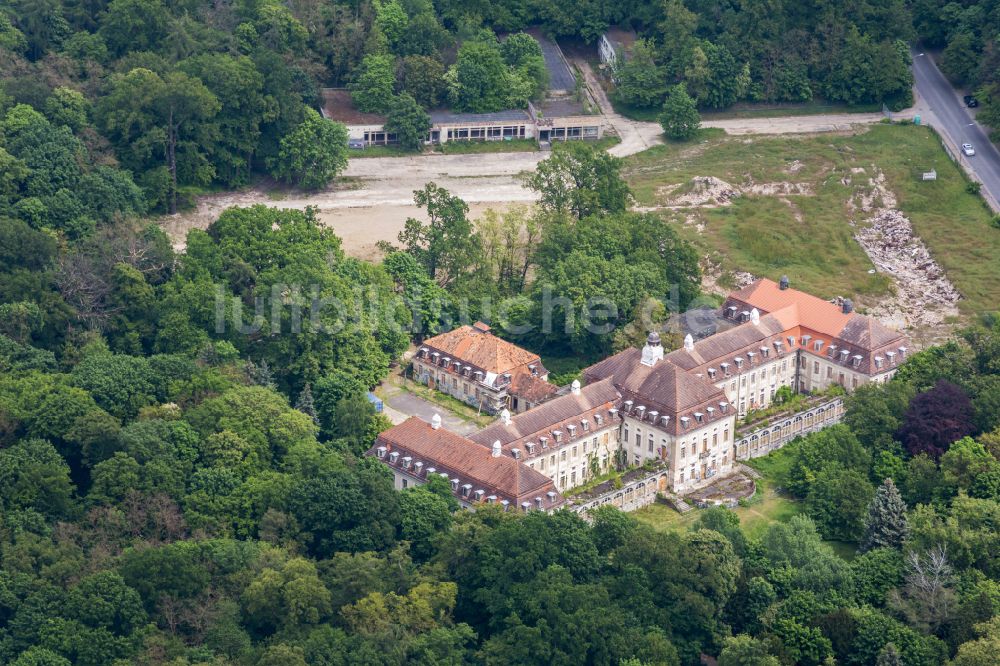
top-left (750, 308), bottom-right (760, 325)
top-left (684, 334), bottom-right (695, 353)
top-left (431, 413), bottom-right (442, 430)
top-left (492, 440), bottom-right (502, 457)
top-left (640, 331), bottom-right (665, 366)
top-left (500, 408), bottom-right (512, 426)
top-left (571, 379), bottom-right (581, 395)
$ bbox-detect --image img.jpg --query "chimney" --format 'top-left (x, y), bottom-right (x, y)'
top-left (431, 413), bottom-right (442, 430)
top-left (842, 298), bottom-right (853, 314)
top-left (492, 440), bottom-right (502, 457)
top-left (779, 275), bottom-right (789, 290)
top-left (571, 379), bottom-right (581, 395)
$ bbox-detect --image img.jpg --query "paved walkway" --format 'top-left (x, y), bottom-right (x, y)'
top-left (379, 382), bottom-right (482, 436)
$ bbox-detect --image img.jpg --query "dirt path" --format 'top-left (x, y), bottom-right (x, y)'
top-left (161, 152), bottom-right (542, 255)
top-left (161, 71), bottom-right (916, 257)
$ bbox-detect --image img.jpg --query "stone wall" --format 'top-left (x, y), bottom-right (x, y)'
top-left (734, 398), bottom-right (845, 461)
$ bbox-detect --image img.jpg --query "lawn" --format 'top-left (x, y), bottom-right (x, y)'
top-left (623, 122), bottom-right (1000, 319)
top-left (633, 439), bottom-right (857, 559)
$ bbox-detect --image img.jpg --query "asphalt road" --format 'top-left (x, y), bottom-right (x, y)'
top-left (912, 48), bottom-right (1000, 208)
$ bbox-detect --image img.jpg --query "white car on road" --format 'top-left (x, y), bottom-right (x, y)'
top-left (962, 143), bottom-right (976, 156)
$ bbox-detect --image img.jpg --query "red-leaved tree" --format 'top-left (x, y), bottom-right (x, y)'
top-left (896, 380), bottom-right (974, 459)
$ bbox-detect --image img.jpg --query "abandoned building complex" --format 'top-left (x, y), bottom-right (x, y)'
top-left (371, 278), bottom-right (909, 513)
top-left (322, 33), bottom-right (602, 148)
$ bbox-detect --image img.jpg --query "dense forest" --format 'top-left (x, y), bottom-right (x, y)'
top-left (1, 0), bottom-right (924, 220)
top-left (3, 0), bottom-right (1000, 664)
top-left (1, 146), bottom-right (1000, 663)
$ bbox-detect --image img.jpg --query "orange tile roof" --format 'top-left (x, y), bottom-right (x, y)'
top-left (508, 373), bottom-right (560, 404)
top-left (370, 417), bottom-right (561, 507)
top-left (420, 323), bottom-right (543, 377)
top-left (726, 279), bottom-right (853, 338)
top-left (470, 379), bottom-right (620, 452)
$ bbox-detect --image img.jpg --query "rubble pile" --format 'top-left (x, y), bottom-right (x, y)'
top-left (668, 176), bottom-right (741, 207)
top-left (851, 169), bottom-right (960, 332)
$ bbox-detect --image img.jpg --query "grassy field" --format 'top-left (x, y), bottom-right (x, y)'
top-left (634, 440), bottom-right (856, 559)
top-left (624, 123), bottom-right (1000, 319)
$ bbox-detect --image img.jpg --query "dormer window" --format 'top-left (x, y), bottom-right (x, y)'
top-left (680, 416), bottom-right (691, 428)
top-left (521, 501), bottom-right (531, 512)
top-left (442, 357), bottom-right (450, 367)
top-left (414, 462), bottom-right (424, 475)
top-left (624, 400), bottom-right (633, 413)
top-left (648, 410), bottom-right (659, 423)
top-left (828, 344), bottom-right (837, 357)
top-left (376, 446), bottom-right (387, 458)
top-left (463, 365), bottom-right (471, 376)
top-left (451, 478), bottom-right (459, 491)
top-left (402, 456), bottom-right (412, 469)
top-left (526, 442), bottom-right (536, 455)
top-left (419, 347), bottom-right (428, 358)
top-left (735, 357), bottom-right (744, 369)
top-left (474, 489), bottom-right (485, 501)
top-left (511, 448), bottom-right (522, 459)
top-left (899, 346), bottom-right (908, 358)
top-left (887, 351), bottom-right (896, 364)
top-left (708, 368), bottom-right (717, 378)
top-left (534, 497), bottom-right (543, 509)
top-left (431, 352), bottom-right (440, 361)
top-left (636, 406), bottom-right (646, 419)
top-left (726, 306), bottom-right (737, 318)
top-left (761, 346), bottom-right (769, 358)
top-left (609, 407), bottom-right (618, 418)
top-left (720, 362), bottom-right (730, 375)
top-left (852, 354), bottom-right (862, 368)
top-left (814, 340), bottom-right (824, 352)
top-left (581, 419), bottom-right (590, 432)
top-left (720, 402), bottom-right (728, 413)
top-left (740, 310), bottom-right (750, 322)
top-left (487, 495), bottom-right (497, 504)
top-left (801, 334), bottom-right (812, 345)
top-left (774, 340), bottom-right (783, 352)
top-left (595, 414), bottom-right (604, 426)
top-left (747, 351), bottom-right (756, 363)
top-left (694, 412), bottom-right (704, 423)
top-left (461, 483), bottom-right (472, 497)
top-left (427, 467), bottom-right (436, 475)
top-left (567, 424), bottom-right (576, 437)
top-left (787, 336), bottom-right (796, 347)
top-left (660, 415), bottom-right (670, 426)
top-left (874, 356), bottom-right (884, 369)
top-left (553, 431), bottom-right (562, 443)
top-left (389, 451), bottom-right (400, 464)
top-left (707, 407), bottom-right (715, 416)
top-left (540, 436), bottom-right (549, 448)
top-left (546, 491), bottom-right (557, 501)
top-left (840, 349), bottom-right (850, 361)
top-left (501, 499), bottom-right (510, 511)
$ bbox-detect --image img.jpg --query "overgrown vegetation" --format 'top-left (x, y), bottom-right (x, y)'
top-left (624, 123), bottom-right (1000, 318)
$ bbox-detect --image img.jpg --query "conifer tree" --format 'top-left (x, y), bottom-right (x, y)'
top-left (861, 478), bottom-right (909, 552)
top-left (296, 383), bottom-right (319, 426)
